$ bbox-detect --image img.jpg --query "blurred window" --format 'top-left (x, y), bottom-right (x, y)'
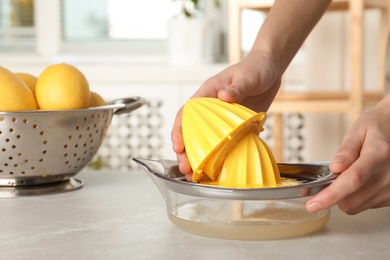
top-left (62, 0), bottom-right (176, 41)
top-left (0, 0), bottom-right (178, 54)
top-left (0, 0), bottom-right (35, 51)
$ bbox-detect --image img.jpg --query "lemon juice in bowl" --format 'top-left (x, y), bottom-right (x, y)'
top-left (168, 198), bottom-right (330, 240)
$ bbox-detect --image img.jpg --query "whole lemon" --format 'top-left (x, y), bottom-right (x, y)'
top-left (0, 66), bottom-right (38, 111)
top-left (89, 91), bottom-right (107, 107)
top-left (15, 72), bottom-right (37, 94)
top-left (35, 63), bottom-right (90, 110)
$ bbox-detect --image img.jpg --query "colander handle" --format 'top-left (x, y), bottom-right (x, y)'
top-left (110, 96), bottom-right (146, 115)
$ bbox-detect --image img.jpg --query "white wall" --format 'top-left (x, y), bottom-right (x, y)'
top-left (302, 9), bottom-right (382, 162)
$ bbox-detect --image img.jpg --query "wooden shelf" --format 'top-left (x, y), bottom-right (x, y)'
top-left (270, 92), bottom-right (383, 113)
top-left (228, 0), bottom-right (389, 161)
top-left (233, 0), bottom-right (389, 11)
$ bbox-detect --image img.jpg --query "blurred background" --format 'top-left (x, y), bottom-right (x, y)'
top-left (0, 0), bottom-right (385, 170)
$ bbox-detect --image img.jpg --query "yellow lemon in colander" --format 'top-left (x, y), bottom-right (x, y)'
top-left (35, 63), bottom-right (91, 110)
top-left (0, 66), bottom-right (38, 111)
top-left (14, 72), bottom-right (38, 95)
top-left (89, 91), bottom-right (107, 107)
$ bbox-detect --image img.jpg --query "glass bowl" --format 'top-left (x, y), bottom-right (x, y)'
top-left (133, 157), bottom-right (335, 240)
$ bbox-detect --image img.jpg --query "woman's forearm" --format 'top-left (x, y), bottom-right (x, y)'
top-left (250, 0), bottom-right (332, 74)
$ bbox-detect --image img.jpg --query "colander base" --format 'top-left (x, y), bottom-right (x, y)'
top-left (0, 178), bottom-right (83, 197)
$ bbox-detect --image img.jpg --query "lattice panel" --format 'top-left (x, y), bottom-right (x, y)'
top-left (91, 100), bottom-right (163, 171)
top-left (259, 113), bottom-right (305, 162)
top-left (284, 113), bottom-right (305, 162)
top-left (90, 105), bottom-right (306, 171)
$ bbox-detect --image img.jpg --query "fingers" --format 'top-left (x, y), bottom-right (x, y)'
top-left (191, 75), bottom-right (225, 99)
top-left (185, 173), bottom-right (193, 182)
top-left (329, 131), bottom-right (362, 174)
top-left (337, 167), bottom-right (390, 214)
top-left (306, 155), bottom-right (374, 213)
top-left (217, 85), bottom-right (242, 103)
top-left (171, 108), bottom-right (184, 154)
top-left (171, 108), bottom-right (193, 175)
top-left (306, 130), bottom-right (363, 212)
top-left (176, 150), bottom-right (192, 174)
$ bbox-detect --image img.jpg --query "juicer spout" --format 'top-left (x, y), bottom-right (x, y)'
top-left (132, 157), bottom-right (186, 180)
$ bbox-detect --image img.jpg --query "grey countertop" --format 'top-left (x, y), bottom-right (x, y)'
top-left (1, 169), bottom-right (389, 260)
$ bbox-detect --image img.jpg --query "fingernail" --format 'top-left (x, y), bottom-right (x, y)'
top-left (331, 157), bottom-right (343, 164)
top-left (307, 201), bottom-right (321, 212)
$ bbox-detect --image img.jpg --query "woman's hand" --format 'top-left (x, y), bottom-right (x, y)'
top-left (171, 51), bottom-right (282, 178)
top-left (307, 95), bottom-right (390, 214)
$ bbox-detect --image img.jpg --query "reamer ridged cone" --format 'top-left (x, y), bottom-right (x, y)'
top-left (182, 98), bottom-right (266, 182)
top-left (201, 132), bottom-right (281, 188)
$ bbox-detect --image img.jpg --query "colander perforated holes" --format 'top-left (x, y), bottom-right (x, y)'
top-left (0, 115), bottom-right (46, 176)
top-left (62, 112), bottom-right (106, 170)
top-left (0, 109), bottom-right (113, 183)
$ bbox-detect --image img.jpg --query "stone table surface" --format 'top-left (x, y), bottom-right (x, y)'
top-left (0, 169), bottom-right (389, 260)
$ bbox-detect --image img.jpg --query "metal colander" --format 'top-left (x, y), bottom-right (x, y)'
top-left (0, 97), bottom-right (145, 189)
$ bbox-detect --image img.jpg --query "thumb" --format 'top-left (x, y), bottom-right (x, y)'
top-left (329, 134), bottom-right (362, 174)
top-left (217, 84), bottom-right (246, 103)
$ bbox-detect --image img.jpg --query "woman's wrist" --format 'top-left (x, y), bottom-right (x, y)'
top-left (376, 92), bottom-right (390, 110)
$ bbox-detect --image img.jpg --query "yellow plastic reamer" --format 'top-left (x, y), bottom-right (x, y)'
top-left (182, 97), bottom-right (281, 187)
top-left (200, 132), bottom-right (281, 188)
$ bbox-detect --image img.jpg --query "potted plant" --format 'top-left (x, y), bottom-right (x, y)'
top-left (167, 0), bottom-right (220, 65)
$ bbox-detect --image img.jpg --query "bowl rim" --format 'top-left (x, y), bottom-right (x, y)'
top-left (133, 157), bottom-right (337, 200)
